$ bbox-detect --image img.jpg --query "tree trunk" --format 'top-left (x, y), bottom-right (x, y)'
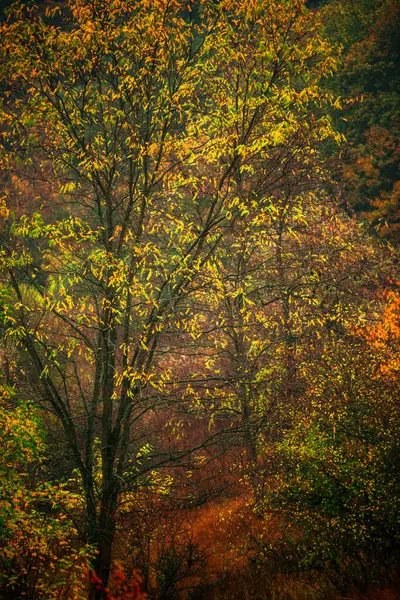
top-left (88, 485), bottom-right (119, 599)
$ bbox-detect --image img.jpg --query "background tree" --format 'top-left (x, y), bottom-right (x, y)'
top-left (257, 319), bottom-right (400, 596)
top-left (323, 0), bottom-right (400, 241)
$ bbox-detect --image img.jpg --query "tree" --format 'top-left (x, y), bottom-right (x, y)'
top-left (0, 382), bottom-right (92, 599)
top-left (0, 0), bottom-right (339, 591)
top-left (254, 284), bottom-right (400, 595)
top-left (323, 0), bottom-right (400, 241)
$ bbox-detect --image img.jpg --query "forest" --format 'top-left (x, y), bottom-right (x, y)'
top-left (0, 0), bottom-right (399, 598)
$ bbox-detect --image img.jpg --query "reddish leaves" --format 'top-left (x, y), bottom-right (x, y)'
top-left (90, 563), bottom-right (147, 600)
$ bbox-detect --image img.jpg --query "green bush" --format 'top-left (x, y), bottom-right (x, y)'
top-left (259, 368), bottom-right (400, 594)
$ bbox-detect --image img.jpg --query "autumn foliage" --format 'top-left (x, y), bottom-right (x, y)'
top-left (0, 0), bottom-right (399, 599)
top-left (89, 563), bottom-right (146, 600)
